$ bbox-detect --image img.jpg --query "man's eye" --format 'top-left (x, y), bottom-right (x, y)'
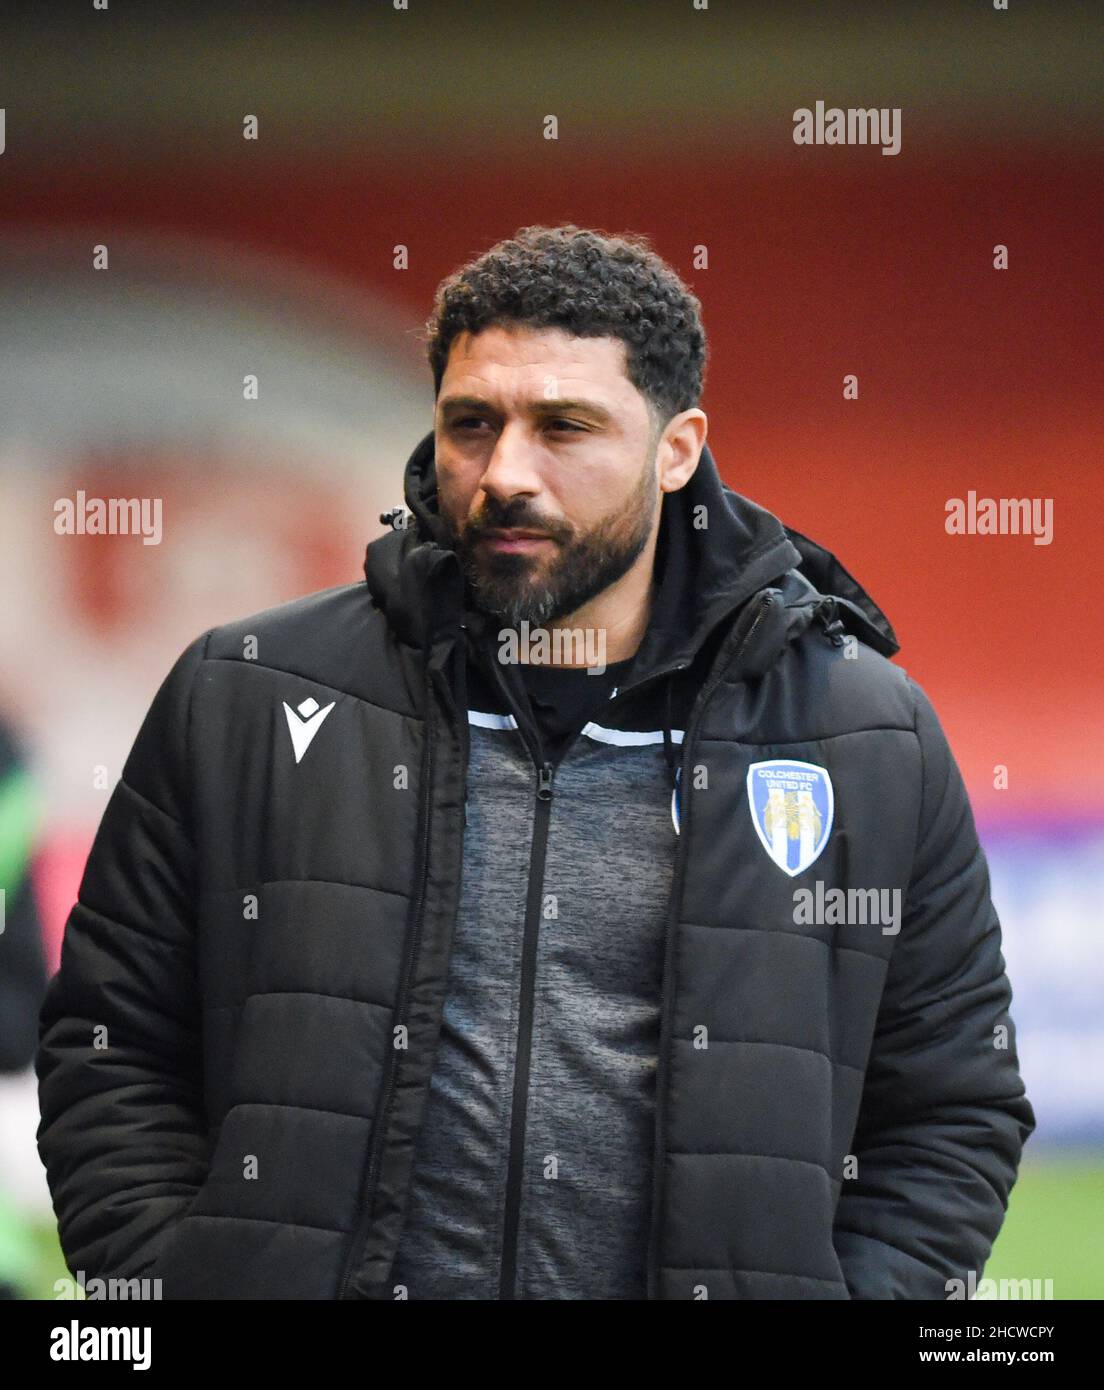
top-left (453, 417), bottom-right (488, 431)
top-left (548, 419), bottom-right (585, 432)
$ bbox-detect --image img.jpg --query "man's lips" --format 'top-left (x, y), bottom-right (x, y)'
top-left (477, 529), bottom-right (556, 552)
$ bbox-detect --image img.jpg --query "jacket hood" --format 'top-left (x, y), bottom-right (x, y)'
top-left (364, 430), bottom-right (899, 687)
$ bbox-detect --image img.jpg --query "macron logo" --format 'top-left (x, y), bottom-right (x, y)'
top-left (282, 696), bottom-right (335, 763)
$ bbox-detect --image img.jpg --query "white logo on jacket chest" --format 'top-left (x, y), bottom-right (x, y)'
top-left (746, 759), bottom-right (835, 875)
top-left (282, 696), bottom-right (336, 763)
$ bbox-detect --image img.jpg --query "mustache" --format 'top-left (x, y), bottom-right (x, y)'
top-left (464, 504), bottom-right (571, 543)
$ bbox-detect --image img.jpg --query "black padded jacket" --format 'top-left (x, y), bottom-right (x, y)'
top-left (35, 430), bottom-right (1035, 1298)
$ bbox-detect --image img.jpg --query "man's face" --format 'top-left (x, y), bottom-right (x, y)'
top-left (434, 324), bottom-right (661, 628)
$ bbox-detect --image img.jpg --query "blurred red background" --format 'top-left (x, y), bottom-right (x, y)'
top-left (1, 0), bottom-right (1100, 1142)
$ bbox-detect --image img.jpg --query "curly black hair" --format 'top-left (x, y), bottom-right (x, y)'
top-left (423, 224), bottom-right (707, 433)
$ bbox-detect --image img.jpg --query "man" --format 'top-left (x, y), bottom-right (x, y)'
top-left (36, 224), bottom-right (1035, 1300)
top-left (0, 715), bottom-right (49, 1300)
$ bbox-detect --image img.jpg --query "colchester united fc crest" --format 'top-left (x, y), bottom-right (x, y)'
top-left (746, 759), bottom-right (834, 876)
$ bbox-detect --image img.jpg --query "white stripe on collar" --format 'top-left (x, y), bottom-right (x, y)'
top-left (467, 709), bottom-right (519, 730)
top-left (466, 709), bottom-right (684, 746)
top-left (578, 721), bottom-right (684, 746)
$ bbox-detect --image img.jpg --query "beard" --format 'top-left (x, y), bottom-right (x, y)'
top-left (441, 446), bottom-right (659, 630)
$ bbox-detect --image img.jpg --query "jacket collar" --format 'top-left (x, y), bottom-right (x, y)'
top-left (364, 429), bottom-right (899, 684)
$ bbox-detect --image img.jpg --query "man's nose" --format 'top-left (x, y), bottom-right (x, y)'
top-left (478, 423), bottom-right (543, 503)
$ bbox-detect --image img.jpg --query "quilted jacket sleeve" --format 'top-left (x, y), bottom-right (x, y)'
top-left (832, 677), bottom-right (1036, 1298)
top-left (36, 630), bottom-right (214, 1281)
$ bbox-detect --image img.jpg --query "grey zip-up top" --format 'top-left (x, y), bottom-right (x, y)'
top-left (390, 575), bottom-right (695, 1297)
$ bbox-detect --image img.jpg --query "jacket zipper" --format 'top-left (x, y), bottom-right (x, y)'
top-left (336, 659), bottom-right (443, 1300)
top-left (497, 756), bottom-right (555, 1300)
top-left (644, 589), bottom-right (777, 1299)
top-left (473, 643), bottom-right (551, 1299)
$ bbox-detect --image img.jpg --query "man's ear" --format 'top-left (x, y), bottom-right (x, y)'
top-left (658, 410), bottom-right (707, 493)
